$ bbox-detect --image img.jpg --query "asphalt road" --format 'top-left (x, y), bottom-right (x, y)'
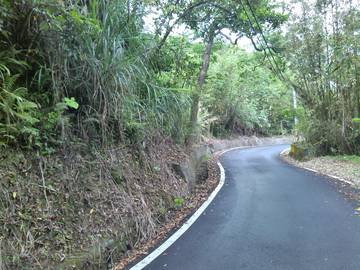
top-left (138, 145), bottom-right (360, 270)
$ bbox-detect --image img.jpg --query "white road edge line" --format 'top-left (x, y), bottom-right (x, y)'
top-left (280, 147), bottom-right (354, 186)
top-left (129, 146), bottom-right (243, 270)
top-left (303, 167), bottom-right (353, 185)
top-left (304, 167), bottom-right (318, 173)
top-left (279, 148), bottom-right (289, 156)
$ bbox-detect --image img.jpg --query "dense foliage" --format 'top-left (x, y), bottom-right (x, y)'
top-left (0, 0), bottom-right (289, 152)
top-left (204, 47), bottom-right (292, 136)
top-left (0, 0), bottom-right (190, 149)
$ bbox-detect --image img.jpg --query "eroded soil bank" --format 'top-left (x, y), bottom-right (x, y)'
top-left (1, 136), bottom-right (190, 270)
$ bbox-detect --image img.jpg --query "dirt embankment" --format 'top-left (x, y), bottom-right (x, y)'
top-left (1, 136), bottom-right (191, 270)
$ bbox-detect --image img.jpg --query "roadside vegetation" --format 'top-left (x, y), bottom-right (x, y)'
top-left (284, 1), bottom-right (360, 186)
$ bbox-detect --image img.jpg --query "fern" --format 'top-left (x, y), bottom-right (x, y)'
top-left (0, 74), bottom-right (39, 146)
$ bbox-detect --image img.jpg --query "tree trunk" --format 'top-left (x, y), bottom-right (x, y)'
top-left (187, 27), bottom-right (215, 145)
top-left (355, 62), bottom-right (360, 117)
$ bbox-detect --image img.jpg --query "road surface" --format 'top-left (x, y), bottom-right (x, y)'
top-left (131, 145), bottom-right (360, 270)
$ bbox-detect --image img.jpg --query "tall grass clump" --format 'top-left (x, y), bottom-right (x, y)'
top-left (43, 0), bottom-right (190, 145)
top-left (0, 0), bottom-right (191, 149)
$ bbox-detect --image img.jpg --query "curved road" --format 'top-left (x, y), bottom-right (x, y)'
top-left (131, 145), bottom-right (360, 270)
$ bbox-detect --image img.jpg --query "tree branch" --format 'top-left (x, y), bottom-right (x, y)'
top-left (218, 31), bottom-right (236, 44)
